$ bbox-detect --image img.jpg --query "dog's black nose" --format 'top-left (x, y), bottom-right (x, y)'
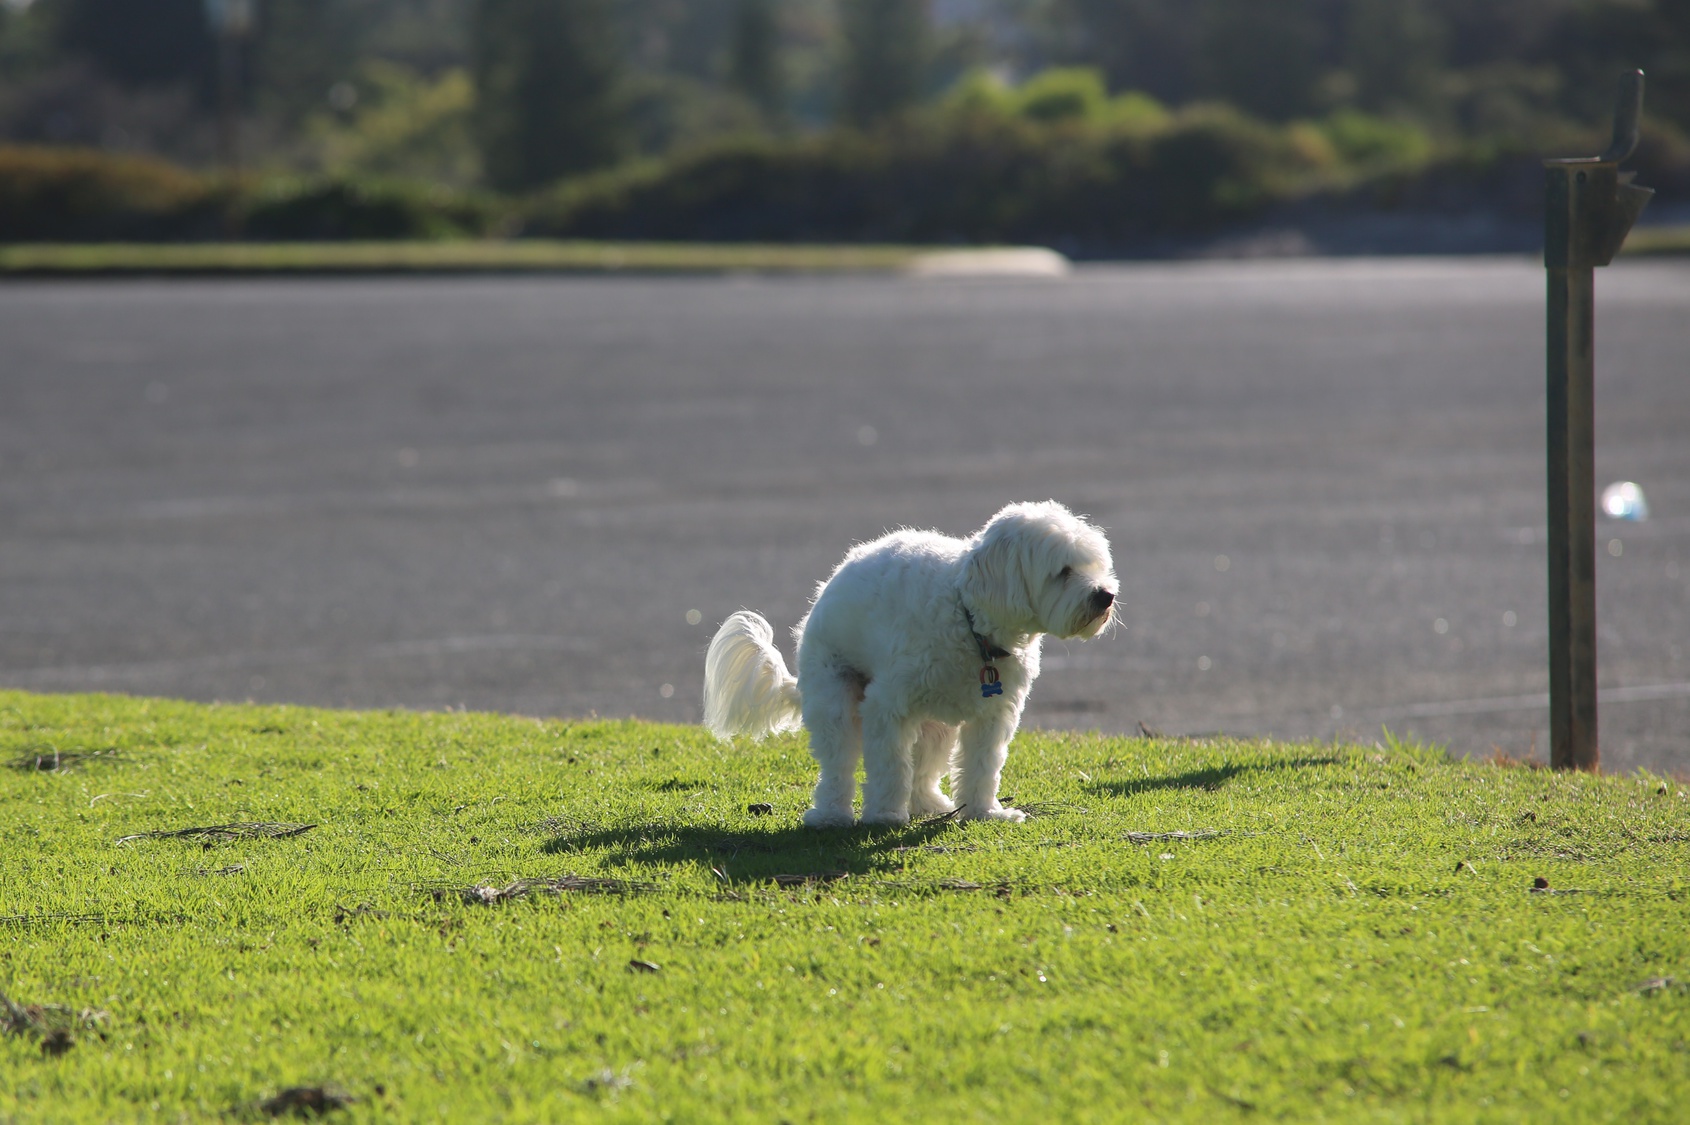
top-left (1091, 588), bottom-right (1115, 612)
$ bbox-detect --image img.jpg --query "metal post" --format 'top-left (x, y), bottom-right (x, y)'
top-left (1544, 194), bottom-right (1598, 769)
top-left (1542, 71), bottom-right (1653, 771)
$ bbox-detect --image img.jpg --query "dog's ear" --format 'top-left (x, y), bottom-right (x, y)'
top-left (960, 511), bottom-right (1037, 630)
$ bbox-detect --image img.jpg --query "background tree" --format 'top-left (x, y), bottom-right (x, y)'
top-left (471, 0), bottom-right (628, 191)
top-left (729, 0), bottom-right (783, 119)
top-left (1341, 0), bottom-right (1444, 115)
top-left (1192, 0), bottom-right (1329, 121)
top-left (50, 0), bottom-right (216, 92)
top-left (253, 0), bottom-right (363, 125)
top-left (1050, 0), bottom-right (1200, 105)
top-left (839, 0), bottom-right (930, 127)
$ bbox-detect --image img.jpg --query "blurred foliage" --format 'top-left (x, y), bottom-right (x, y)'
top-left (242, 174), bottom-right (498, 238)
top-left (522, 103), bottom-right (1340, 249)
top-left (0, 142), bottom-right (501, 241)
top-left (1046, 0), bottom-right (1690, 138)
top-left (728, 0), bottom-right (783, 121)
top-left (3, 0), bottom-right (1690, 245)
top-left (0, 142), bottom-right (225, 239)
top-left (300, 61), bottom-right (481, 186)
top-left (943, 66), bottom-right (1169, 130)
top-left (840, 0), bottom-right (930, 127)
top-left (1318, 109), bottom-right (1434, 172)
top-left (471, 0), bottom-right (627, 191)
top-left (47, 0), bottom-right (217, 93)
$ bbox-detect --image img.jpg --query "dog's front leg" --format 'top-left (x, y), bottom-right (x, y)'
top-left (951, 715), bottom-right (1025, 822)
top-left (858, 699), bottom-right (916, 825)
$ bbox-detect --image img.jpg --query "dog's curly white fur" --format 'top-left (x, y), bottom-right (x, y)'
top-left (703, 501), bottom-right (1116, 827)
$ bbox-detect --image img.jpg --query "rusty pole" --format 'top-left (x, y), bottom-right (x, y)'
top-left (1542, 71), bottom-right (1653, 771)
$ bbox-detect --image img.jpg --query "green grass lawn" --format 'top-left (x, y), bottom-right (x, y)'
top-left (2, 689), bottom-right (1686, 1122)
top-left (0, 240), bottom-right (922, 276)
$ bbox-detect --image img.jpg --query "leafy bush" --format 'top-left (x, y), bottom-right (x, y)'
top-left (300, 62), bottom-right (482, 188)
top-left (243, 178), bottom-right (500, 241)
top-left (1319, 110), bottom-right (1434, 170)
top-left (942, 66), bottom-right (1170, 131)
top-left (0, 145), bottom-right (503, 242)
top-left (1014, 67), bottom-right (1112, 123)
top-left (523, 106), bottom-right (1336, 252)
top-left (0, 144), bottom-right (224, 241)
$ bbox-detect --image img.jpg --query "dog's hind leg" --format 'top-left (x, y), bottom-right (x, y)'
top-left (859, 691), bottom-right (917, 826)
top-left (801, 668), bottom-right (862, 829)
top-left (909, 722), bottom-right (958, 818)
top-left (951, 716), bottom-right (1026, 822)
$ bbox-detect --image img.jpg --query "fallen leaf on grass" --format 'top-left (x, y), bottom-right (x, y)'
top-left (771, 872), bottom-right (847, 888)
top-left (435, 875), bottom-right (653, 904)
top-left (116, 822), bottom-right (316, 846)
top-left (1124, 830), bottom-right (1224, 845)
top-left (1013, 802), bottom-right (1089, 818)
top-left (871, 878), bottom-right (1019, 898)
top-left (0, 912), bottom-right (106, 928)
top-left (891, 843), bottom-right (981, 855)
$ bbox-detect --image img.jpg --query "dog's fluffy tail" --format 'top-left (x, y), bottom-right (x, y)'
top-left (703, 610), bottom-right (804, 741)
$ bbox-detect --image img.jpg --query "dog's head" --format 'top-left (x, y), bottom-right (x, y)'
top-left (960, 501), bottom-right (1117, 640)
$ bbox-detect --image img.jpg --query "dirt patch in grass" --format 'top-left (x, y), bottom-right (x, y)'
top-left (255, 1085), bottom-right (356, 1118)
top-left (1, 990), bottom-right (108, 1056)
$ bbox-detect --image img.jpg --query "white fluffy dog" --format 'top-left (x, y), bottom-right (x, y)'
top-left (703, 501), bottom-right (1116, 827)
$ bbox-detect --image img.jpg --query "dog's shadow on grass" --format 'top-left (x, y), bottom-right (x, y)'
top-left (1086, 755), bottom-right (1341, 799)
top-left (539, 819), bottom-right (962, 879)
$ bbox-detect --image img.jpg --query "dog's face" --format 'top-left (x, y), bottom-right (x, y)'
top-left (961, 501), bottom-right (1117, 639)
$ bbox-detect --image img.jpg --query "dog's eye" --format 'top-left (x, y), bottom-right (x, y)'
top-left (1057, 566), bottom-right (1073, 580)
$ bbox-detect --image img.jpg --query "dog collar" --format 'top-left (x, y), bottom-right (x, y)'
top-left (961, 604), bottom-right (1009, 697)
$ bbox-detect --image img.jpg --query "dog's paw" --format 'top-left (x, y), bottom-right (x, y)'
top-left (957, 804), bottom-right (1027, 824)
top-left (802, 806), bottom-right (856, 830)
top-left (908, 794), bottom-right (957, 819)
top-left (858, 808), bottom-right (911, 827)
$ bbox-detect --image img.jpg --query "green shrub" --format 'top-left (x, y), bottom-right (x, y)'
top-left (1014, 67), bottom-right (1111, 123)
top-left (523, 107), bottom-right (1337, 251)
top-left (243, 177), bottom-right (500, 241)
top-left (0, 145), bottom-right (504, 242)
top-left (0, 144), bottom-right (224, 241)
top-left (942, 67), bottom-right (1169, 132)
top-left (1319, 109), bottom-right (1434, 170)
top-left (300, 62), bottom-right (482, 188)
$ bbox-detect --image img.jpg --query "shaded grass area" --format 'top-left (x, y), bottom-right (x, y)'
top-left (0, 689), bottom-right (1686, 1122)
top-left (0, 240), bottom-right (922, 276)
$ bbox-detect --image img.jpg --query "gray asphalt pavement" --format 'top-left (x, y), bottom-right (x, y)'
top-left (3, 259), bottom-right (1687, 772)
